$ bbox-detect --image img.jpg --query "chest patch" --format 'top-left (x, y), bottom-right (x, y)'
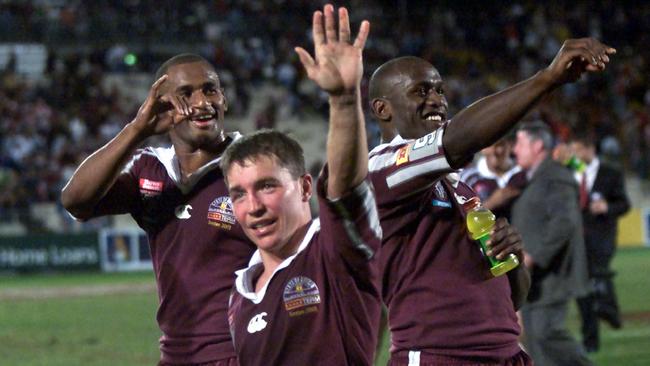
top-left (283, 276), bottom-right (321, 317)
top-left (139, 178), bottom-right (163, 196)
top-left (207, 196), bottom-right (236, 230)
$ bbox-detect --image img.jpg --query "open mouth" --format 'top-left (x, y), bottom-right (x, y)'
top-left (250, 218), bottom-right (277, 236)
top-left (422, 112), bottom-right (445, 123)
top-left (190, 113), bottom-right (217, 128)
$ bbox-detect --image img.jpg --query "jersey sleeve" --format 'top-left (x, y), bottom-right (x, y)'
top-left (86, 150), bottom-right (145, 218)
top-left (315, 167), bottom-right (382, 276)
top-left (368, 125), bottom-right (455, 208)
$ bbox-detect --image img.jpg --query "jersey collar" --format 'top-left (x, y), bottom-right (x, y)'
top-left (234, 218), bottom-right (321, 304)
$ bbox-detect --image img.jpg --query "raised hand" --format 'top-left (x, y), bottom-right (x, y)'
top-left (544, 38), bottom-right (616, 86)
top-left (486, 218), bottom-right (524, 262)
top-left (131, 75), bottom-right (190, 137)
top-left (294, 4), bottom-right (370, 96)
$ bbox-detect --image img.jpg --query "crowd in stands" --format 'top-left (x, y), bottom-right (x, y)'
top-left (1, 1), bottom-right (648, 232)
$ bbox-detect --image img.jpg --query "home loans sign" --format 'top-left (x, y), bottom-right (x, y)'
top-left (0, 233), bottom-right (100, 271)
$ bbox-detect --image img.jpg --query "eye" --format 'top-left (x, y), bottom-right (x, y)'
top-left (418, 86), bottom-right (428, 97)
top-left (230, 191), bottom-right (245, 202)
top-left (436, 86), bottom-right (444, 95)
top-left (205, 86), bottom-right (218, 95)
top-left (261, 182), bottom-right (276, 192)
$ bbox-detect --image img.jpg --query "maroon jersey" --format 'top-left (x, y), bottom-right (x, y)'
top-left (228, 179), bottom-right (382, 365)
top-left (460, 157), bottom-right (527, 219)
top-left (368, 127), bottom-right (521, 361)
top-left (78, 133), bottom-right (256, 364)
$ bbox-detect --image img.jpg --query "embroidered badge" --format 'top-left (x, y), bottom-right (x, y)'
top-left (207, 196), bottom-right (236, 230)
top-left (395, 146), bottom-right (410, 166)
top-left (139, 178), bottom-right (163, 196)
top-left (283, 276), bottom-right (321, 317)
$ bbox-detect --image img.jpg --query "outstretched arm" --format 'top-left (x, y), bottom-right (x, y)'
top-left (295, 5), bottom-right (369, 199)
top-left (60, 76), bottom-right (188, 219)
top-left (444, 38), bottom-right (616, 168)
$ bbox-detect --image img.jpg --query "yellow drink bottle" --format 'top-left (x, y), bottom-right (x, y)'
top-left (466, 207), bottom-right (519, 277)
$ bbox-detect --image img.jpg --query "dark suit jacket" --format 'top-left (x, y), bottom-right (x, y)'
top-left (512, 157), bottom-right (589, 306)
top-left (583, 162), bottom-right (630, 260)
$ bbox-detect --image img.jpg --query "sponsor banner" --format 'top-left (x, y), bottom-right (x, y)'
top-left (98, 228), bottom-right (152, 272)
top-left (0, 233), bottom-right (100, 271)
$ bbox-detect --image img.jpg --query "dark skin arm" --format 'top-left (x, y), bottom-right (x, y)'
top-left (60, 75), bottom-right (190, 219)
top-left (443, 38), bottom-right (616, 169)
top-left (486, 218), bottom-right (530, 310)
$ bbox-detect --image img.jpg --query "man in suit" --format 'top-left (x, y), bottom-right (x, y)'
top-left (570, 132), bottom-right (630, 352)
top-left (512, 121), bottom-right (592, 366)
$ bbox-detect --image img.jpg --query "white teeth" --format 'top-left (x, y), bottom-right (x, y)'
top-left (425, 115), bottom-right (442, 121)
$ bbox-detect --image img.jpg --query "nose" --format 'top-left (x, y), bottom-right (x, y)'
top-left (425, 90), bottom-right (445, 107)
top-left (190, 92), bottom-right (210, 108)
top-left (246, 193), bottom-right (265, 217)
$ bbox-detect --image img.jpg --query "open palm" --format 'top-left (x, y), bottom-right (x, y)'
top-left (295, 5), bottom-right (369, 96)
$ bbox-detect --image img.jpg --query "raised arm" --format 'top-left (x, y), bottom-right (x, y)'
top-left (60, 76), bottom-right (187, 219)
top-left (295, 4), bottom-right (370, 199)
top-left (444, 38), bottom-right (616, 168)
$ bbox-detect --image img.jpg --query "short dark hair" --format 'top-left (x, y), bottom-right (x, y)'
top-left (220, 130), bottom-right (307, 182)
top-left (569, 129), bottom-right (596, 148)
top-left (518, 121), bottom-right (554, 151)
top-left (154, 53), bottom-right (213, 80)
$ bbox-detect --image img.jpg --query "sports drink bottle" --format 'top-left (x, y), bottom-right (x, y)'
top-left (466, 207), bottom-right (519, 276)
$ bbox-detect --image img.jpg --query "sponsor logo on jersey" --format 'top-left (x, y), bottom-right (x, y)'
top-left (207, 196), bottom-right (236, 230)
top-left (432, 181), bottom-right (451, 207)
top-left (283, 276), bottom-right (321, 317)
top-left (395, 146), bottom-right (410, 166)
top-left (247, 312), bottom-right (268, 333)
top-left (139, 178), bottom-right (163, 196)
top-left (175, 204), bottom-right (192, 219)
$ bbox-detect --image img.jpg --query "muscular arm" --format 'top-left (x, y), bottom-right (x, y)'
top-left (327, 90), bottom-right (368, 198)
top-left (61, 75), bottom-right (182, 219)
top-left (60, 123), bottom-right (146, 219)
top-left (443, 38), bottom-right (616, 168)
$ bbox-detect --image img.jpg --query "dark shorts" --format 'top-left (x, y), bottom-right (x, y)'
top-left (389, 349), bottom-right (533, 366)
top-left (158, 357), bottom-right (238, 366)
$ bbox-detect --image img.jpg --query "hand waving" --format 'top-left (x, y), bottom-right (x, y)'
top-left (294, 4), bottom-right (370, 96)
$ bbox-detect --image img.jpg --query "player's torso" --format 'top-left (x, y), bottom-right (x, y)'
top-left (230, 235), bottom-right (376, 366)
top-left (133, 154), bottom-right (255, 361)
top-left (380, 178), bottom-right (520, 358)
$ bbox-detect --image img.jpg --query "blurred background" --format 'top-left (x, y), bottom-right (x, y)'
top-left (0, 1), bottom-right (648, 365)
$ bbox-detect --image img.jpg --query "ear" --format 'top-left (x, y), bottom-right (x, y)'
top-left (300, 174), bottom-right (313, 202)
top-left (370, 98), bottom-right (391, 122)
top-left (222, 93), bottom-right (228, 112)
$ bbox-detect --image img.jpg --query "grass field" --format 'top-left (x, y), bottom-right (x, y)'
top-left (1, 248), bottom-right (648, 365)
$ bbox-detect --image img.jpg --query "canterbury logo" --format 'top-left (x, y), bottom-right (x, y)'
top-left (174, 204), bottom-right (192, 219)
top-left (247, 312), bottom-right (268, 333)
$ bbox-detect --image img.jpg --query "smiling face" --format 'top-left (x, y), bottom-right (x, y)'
top-left (164, 61), bottom-right (227, 150)
top-left (227, 154), bottom-right (312, 258)
top-left (372, 58), bottom-right (448, 140)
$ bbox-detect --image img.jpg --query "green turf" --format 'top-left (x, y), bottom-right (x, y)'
top-left (0, 248), bottom-right (648, 365)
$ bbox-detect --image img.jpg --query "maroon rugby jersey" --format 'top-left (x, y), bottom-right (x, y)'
top-left (84, 133), bottom-right (256, 364)
top-left (228, 179), bottom-right (382, 366)
top-left (460, 156), bottom-right (527, 220)
top-left (368, 127), bottom-right (521, 361)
